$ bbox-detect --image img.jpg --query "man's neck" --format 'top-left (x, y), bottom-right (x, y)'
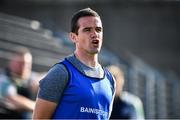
top-left (74, 51), bottom-right (99, 68)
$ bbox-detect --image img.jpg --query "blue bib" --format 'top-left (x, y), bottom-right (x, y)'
top-left (52, 59), bottom-right (114, 119)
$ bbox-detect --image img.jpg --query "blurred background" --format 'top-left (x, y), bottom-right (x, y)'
top-left (0, 0), bottom-right (180, 119)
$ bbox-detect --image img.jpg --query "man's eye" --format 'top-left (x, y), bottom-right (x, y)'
top-left (84, 28), bottom-right (91, 32)
top-left (96, 28), bottom-right (102, 33)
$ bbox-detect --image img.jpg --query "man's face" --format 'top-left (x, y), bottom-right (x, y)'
top-left (73, 16), bottom-right (103, 55)
top-left (10, 53), bottom-right (32, 79)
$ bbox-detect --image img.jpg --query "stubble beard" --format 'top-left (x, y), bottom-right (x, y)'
top-left (88, 46), bottom-right (101, 55)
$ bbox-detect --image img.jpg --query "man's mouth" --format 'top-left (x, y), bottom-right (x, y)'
top-left (92, 40), bottom-right (99, 45)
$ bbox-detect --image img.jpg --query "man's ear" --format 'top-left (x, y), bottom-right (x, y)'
top-left (69, 32), bottom-right (77, 43)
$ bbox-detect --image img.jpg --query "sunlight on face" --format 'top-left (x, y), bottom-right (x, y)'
top-left (10, 52), bottom-right (32, 79)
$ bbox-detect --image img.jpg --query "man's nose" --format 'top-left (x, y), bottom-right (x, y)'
top-left (91, 30), bottom-right (98, 38)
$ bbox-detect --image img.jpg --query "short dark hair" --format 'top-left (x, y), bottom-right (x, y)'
top-left (71, 8), bottom-right (100, 34)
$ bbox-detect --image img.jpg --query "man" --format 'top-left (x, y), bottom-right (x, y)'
top-left (0, 47), bottom-right (36, 118)
top-left (33, 8), bottom-right (115, 119)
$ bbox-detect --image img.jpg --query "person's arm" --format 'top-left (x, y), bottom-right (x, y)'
top-left (33, 98), bottom-right (57, 119)
top-left (32, 63), bottom-right (69, 119)
top-left (5, 94), bottom-right (35, 111)
top-left (3, 82), bottom-right (35, 111)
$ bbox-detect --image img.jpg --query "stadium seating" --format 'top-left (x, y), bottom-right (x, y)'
top-left (0, 12), bottom-right (72, 72)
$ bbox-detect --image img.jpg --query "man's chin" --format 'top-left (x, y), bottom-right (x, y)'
top-left (90, 50), bottom-right (100, 55)
top-left (87, 48), bottom-right (101, 55)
